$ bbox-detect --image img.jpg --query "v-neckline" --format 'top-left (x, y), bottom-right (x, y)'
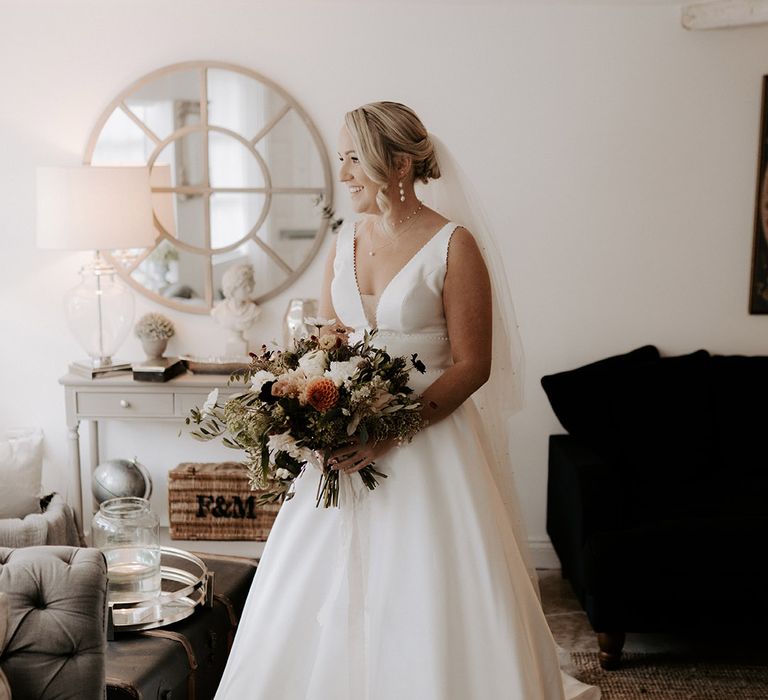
top-left (351, 220), bottom-right (453, 329)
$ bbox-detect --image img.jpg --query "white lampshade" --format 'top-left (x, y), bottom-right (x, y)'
top-left (36, 166), bottom-right (156, 251)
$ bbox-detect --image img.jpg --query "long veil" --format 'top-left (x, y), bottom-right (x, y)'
top-left (415, 134), bottom-right (537, 594)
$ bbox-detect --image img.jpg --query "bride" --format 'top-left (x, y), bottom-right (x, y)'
top-left (214, 102), bottom-right (600, 699)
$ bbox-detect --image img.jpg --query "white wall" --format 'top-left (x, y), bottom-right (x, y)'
top-left (2, 0), bottom-right (767, 558)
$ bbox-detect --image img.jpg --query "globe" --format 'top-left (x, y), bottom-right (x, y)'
top-left (92, 458), bottom-right (153, 504)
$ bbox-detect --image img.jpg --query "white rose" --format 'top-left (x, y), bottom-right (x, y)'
top-left (324, 357), bottom-right (364, 387)
top-left (251, 370), bottom-right (277, 392)
top-left (298, 349), bottom-right (327, 377)
top-left (267, 431), bottom-right (295, 455)
top-left (202, 388), bottom-right (219, 417)
top-left (267, 431), bottom-right (313, 464)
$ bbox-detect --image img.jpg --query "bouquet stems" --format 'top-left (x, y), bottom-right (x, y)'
top-left (315, 450), bottom-right (388, 508)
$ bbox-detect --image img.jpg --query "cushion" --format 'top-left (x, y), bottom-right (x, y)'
top-left (0, 592), bottom-right (11, 700)
top-left (542, 347), bottom-right (716, 478)
top-left (0, 428), bottom-right (43, 519)
top-left (541, 345), bottom-right (660, 444)
top-left (606, 349), bottom-right (715, 473)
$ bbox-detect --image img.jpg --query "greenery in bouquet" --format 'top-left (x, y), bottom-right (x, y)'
top-left (185, 320), bottom-right (426, 508)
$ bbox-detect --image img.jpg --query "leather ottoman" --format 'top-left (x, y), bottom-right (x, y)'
top-left (106, 552), bottom-right (258, 700)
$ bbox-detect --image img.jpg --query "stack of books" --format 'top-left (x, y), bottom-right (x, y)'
top-left (131, 357), bottom-right (186, 382)
top-left (69, 358), bottom-right (187, 382)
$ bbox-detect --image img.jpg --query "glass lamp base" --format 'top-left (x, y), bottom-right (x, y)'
top-left (65, 256), bottom-right (135, 366)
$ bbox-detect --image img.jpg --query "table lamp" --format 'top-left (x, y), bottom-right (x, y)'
top-left (36, 166), bottom-right (156, 376)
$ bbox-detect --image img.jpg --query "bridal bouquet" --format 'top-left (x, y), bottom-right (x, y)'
top-left (185, 320), bottom-right (426, 508)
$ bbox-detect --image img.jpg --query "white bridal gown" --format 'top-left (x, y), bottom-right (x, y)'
top-left (215, 221), bottom-right (600, 700)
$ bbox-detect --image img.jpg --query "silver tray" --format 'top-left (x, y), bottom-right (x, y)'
top-left (180, 354), bottom-right (250, 374)
top-left (107, 546), bottom-right (213, 635)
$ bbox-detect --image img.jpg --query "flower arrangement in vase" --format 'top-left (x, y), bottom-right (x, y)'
top-left (134, 312), bottom-right (175, 360)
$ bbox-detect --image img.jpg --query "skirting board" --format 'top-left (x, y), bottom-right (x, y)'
top-left (529, 537), bottom-right (561, 570)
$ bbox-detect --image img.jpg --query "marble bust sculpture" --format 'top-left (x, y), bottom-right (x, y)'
top-left (211, 264), bottom-right (261, 355)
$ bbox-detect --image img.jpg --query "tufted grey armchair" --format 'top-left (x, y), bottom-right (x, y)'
top-left (0, 546), bottom-right (108, 700)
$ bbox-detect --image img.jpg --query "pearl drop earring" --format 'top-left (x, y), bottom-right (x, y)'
top-left (398, 180), bottom-right (405, 202)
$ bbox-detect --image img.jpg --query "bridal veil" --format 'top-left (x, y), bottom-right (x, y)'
top-left (416, 134), bottom-right (536, 593)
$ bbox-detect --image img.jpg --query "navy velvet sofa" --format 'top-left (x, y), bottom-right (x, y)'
top-left (541, 345), bottom-right (768, 668)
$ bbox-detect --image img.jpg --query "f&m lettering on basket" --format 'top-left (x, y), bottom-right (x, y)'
top-left (169, 462), bottom-right (281, 541)
top-left (196, 494), bottom-right (260, 519)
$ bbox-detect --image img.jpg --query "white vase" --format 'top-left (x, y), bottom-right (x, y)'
top-left (140, 337), bottom-right (168, 360)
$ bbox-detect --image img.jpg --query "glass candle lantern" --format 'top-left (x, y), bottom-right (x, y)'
top-left (283, 297), bottom-right (318, 349)
top-left (92, 497), bottom-right (161, 603)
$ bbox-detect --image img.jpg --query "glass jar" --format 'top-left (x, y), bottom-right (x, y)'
top-left (92, 497), bottom-right (161, 603)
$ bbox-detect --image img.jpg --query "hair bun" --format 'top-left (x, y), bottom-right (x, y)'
top-left (415, 138), bottom-right (441, 184)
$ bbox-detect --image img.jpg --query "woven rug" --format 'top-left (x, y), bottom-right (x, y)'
top-left (571, 652), bottom-right (768, 699)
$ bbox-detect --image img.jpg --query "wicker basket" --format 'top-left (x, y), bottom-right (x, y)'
top-left (168, 462), bottom-right (280, 541)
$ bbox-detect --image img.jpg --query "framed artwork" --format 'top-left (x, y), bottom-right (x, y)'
top-left (750, 76), bottom-right (768, 313)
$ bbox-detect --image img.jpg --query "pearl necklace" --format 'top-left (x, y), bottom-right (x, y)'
top-left (367, 201), bottom-right (424, 257)
top-left (396, 200), bottom-right (424, 226)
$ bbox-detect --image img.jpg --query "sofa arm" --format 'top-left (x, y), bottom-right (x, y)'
top-left (0, 494), bottom-right (84, 549)
top-left (0, 546), bottom-right (108, 700)
top-left (546, 435), bottom-right (625, 575)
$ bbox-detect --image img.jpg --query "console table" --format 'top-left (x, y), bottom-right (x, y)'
top-left (59, 371), bottom-right (239, 538)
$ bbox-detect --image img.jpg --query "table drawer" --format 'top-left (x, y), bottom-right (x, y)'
top-left (175, 391), bottom-right (239, 416)
top-left (77, 391), bottom-right (174, 417)
top-left (176, 393), bottom-right (213, 416)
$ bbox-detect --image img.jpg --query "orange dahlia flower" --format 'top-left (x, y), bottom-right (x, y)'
top-left (305, 377), bottom-right (339, 412)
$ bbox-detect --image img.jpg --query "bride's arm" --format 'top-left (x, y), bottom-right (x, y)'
top-left (417, 226), bottom-right (492, 427)
top-left (329, 226), bottom-right (492, 474)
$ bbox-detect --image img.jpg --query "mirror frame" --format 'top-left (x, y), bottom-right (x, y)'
top-left (83, 60), bottom-right (334, 314)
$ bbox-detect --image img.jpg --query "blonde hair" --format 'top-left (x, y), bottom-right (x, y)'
top-left (344, 101), bottom-right (440, 234)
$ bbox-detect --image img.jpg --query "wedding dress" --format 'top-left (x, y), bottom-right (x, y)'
top-left (214, 220), bottom-right (600, 700)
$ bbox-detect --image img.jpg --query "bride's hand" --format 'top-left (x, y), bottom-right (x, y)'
top-left (327, 437), bottom-right (398, 474)
top-left (318, 322), bottom-right (354, 337)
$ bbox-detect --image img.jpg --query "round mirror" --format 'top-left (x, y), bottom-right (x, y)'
top-left (84, 61), bottom-right (334, 314)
